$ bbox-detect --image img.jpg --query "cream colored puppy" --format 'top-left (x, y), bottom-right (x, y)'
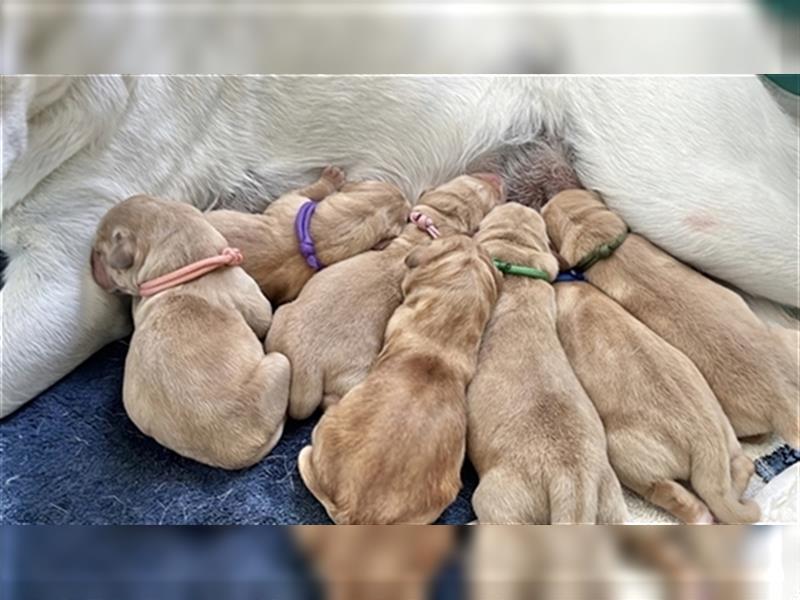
top-left (267, 174), bottom-right (504, 420)
top-left (298, 235), bottom-right (501, 524)
top-left (556, 281), bottom-right (760, 523)
top-left (468, 203), bottom-right (627, 524)
top-left (91, 196), bottom-right (290, 469)
top-left (543, 189), bottom-right (799, 446)
top-left (207, 166), bottom-right (409, 304)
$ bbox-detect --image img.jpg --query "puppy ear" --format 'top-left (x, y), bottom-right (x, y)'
top-left (108, 227), bottom-right (136, 270)
top-left (405, 244), bottom-right (437, 269)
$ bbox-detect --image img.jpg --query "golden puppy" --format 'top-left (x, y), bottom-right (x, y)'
top-left (292, 525), bottom-right (456, 600)
top-left (267, 174), bottom-right (504, 420)
top-left (556, 281), bottom-right (760, 523)
top-left (91, 196), bottom-right (290, 469)
top-left (543, 189), bottom-right (799, 446)
top-left (206, 166), bottom-right (409, 304)
top-left (298, 235), bottom-right (501, 524)
top-left (469, 203), bottom-right (628, 524)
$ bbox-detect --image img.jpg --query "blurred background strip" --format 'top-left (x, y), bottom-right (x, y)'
top-left (2, 1), bottom-right (798, 74)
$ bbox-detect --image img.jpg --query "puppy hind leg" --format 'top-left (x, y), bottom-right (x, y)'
top-left (471, 469), bottom-right (545, 524)
top-left (287, 358), bottom-right (325, 421)
top-left (645, 480), bottom-right (714, 524)
top-left (249, 352), bottom-right (291, 458)
top-left (730, 454), bottom-right (755, 498)
top-left (295, 166), bottom-right (346, 201)
top-left (597, 469), bottom-right (630, 524)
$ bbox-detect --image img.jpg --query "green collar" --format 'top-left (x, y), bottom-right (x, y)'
top-left (492, 259), bottom-right (551, 281)
top-left (573, 230), bottom-right (629, 271)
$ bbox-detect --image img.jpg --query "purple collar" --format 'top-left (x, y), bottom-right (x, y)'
top-left (294, 200), bottom-right (324, 271)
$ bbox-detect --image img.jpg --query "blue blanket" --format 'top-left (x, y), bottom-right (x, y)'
top-left (0, 341), bottom-right (477, 524)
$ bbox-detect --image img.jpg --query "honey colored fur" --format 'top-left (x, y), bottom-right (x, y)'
top-left (206, 166), bottom-right (409, 304)
top-left (556, 282), bottom-right (760, 523)
top-left (91, 196), bottom-right (290, 469)
top-left (267, 174), bottom-right (504, 420)
top-left (468, 203), bottom-right (628, 524)
top-left (298, 235), bottom-right (501, 524)
top-left (292, 526), bottom-right (455, 600)
top-left (543, 189), bottom-right (799, 446)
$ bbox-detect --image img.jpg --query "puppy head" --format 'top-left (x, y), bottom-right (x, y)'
top-left (541, 189), bottom-right (628, 268)
top-left (91, 195), bottom-right (221, 295)
top-left (475, 203), bottom-right (559, 281)
top-left (416, 174), bottom-right (506, 235)
top-left (404, 234), bottom-right (501, 300)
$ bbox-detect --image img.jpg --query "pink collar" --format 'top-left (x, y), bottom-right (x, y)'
top-left (409, 210), bottom-right (440, 239)
top-left (138, 247), bottom-right (244, 297)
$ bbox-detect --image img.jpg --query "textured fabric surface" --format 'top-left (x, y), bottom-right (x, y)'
top-left (0, 340), bottom-right (478, 524)
top-left (1, 340), bottom-right (794, 525)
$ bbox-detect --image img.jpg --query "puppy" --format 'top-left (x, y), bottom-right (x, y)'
top-left (267, 174), bottom-right (504, 420)
top-left (556, 280), bottom-right (760, 523)
top-left (206, 166), bottom-right (409, 304)
top-left (542, 189), bottom-right (799, 446)
top-left (468, 203), bottom-right (628, 524)
top-left (293, 526), bottom-right (455, 600)
top-left (298, 235), bottom-right (501, 524)
top-left (91, 195), bottom-right (290, 469)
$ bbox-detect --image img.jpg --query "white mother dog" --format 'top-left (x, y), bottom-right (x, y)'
top-left (1, 76), bottom-right (797, 418)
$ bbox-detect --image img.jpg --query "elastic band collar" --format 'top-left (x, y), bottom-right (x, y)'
top-left (573, 230), bottom-right (628, 272)
top-left (492, 259), bottom-right (551, 281)
top-left (295, 200), bottom-right (324, 271)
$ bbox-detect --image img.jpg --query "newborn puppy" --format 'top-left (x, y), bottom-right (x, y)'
top-left (91, 196), bottom-right (290, 469)
top-left (469, 203), bottom-right (627, 524)
top-left (298, 235), bottom-right (501, 524)
top-left (267, 174), bottom-right (504, 420)
top-left (293, 526), bottom-right (455, 600)
top-left (207, 166), bottom-right (409, 304)
top-left (542, 189), bottom-right (799, 447)
top-left (556, 281), bottom-right (760, 523)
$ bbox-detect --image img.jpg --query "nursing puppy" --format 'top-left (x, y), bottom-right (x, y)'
top-left (543, 190), bottom-right (799, 447)
top-left (298, 235), bottom-right (501, 524)
top-left (468, 203), bottom-right (627, 524)
top-left (206, 166), bottom-right (409, 304)
top-left (91, 196), bottom-right (290, 469)
top-left (556, 281), bottom-right (760, 523)
top-left (267, 174), bottom-right (504, 420)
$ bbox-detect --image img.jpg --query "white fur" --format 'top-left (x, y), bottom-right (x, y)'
top-left (1, 75), bottom-right (797, 417)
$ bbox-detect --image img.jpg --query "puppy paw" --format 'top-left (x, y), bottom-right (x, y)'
top-left (321, 165), bottom-right (347, 190)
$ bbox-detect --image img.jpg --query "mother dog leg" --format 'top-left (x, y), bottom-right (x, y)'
top-left (563, 77), bottom-right (799, 307)
top-left (0, 221), bottom-right (130, 418)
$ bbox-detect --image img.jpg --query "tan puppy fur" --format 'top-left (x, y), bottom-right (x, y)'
top-left (469, 203), bottom-right (628, 524)
top-left (267, 174), bottom-right (504, 420)
top-left (206, 166), bottom-right (409, 304)
top-left (292, 526), bottom-right (455, 600)
top-left (91, 196), bottom-right (290, 469)
top-left (543, 189), bottom-right (799, 446)
top-left (556, 281), bottom-right (760, 523)
top-left (298, 235), bottom-right (501, 524)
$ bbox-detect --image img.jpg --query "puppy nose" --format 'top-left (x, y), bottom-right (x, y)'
top-left (471, 172), bottom-right (505, 197)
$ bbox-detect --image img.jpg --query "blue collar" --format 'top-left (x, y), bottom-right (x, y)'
top-left (555, 269), bottom-right (586, 283)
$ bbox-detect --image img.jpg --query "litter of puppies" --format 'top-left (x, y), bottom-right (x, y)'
top-left (90, 167), bottom-right (799, 523)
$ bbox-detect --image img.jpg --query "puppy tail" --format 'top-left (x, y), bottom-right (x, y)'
top-left (597, 469), bottom-right (629, 524)
top-left (549, 474), bottom-right (598, 525)
top-left (690, 448), bottom-right (761, 524)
